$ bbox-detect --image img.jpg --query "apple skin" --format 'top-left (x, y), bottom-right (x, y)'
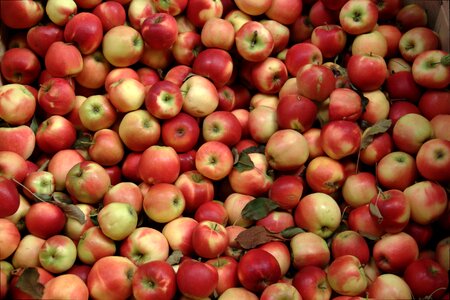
top-left (103, 182), bottom-right (143, 214)
top-left (139, 145), bottom-right (180, 185)
top-left (64, 12), bottom-right (103, 55)
top-left (132, 260), bottom-right (177, 300)
top-left (326, 255), bottom-right (367, 297)
top-left (102, 25), bottom-right (144, 67)
top-left (276, 94), bottom-right (318, 133)
top-left (399, 27), bottom-right (440, 62)
top-left (367, 273), bottom-right (413, 299)
top-left (291, 232), bottom-right (331, 269)
top-left (347, 204), bottom-right (385, 240)
top-left (265, 0), bottom-right (302, 25)
top-left (41, 274), bottom-right (89, 300)
top-left (431, 114), bottom-right (450, 140)
top-left (373, 232), bottom-right (419, 274)
top-left (309, 0), bottom-right (339, 27)
top-left (38, 234), bottom-right (78, 274)
top-left (195, 200), bottom-right (228, 226)
top-left (141, 12), bottom-right (178, 50)
top-left (331, 230), bottom-right (370, 265)
top-left (237, 248), bottom-right (282, 293)
top-left (118, 110), bottom-right (161, 152)
top-left (284, 42), bottom-right (323, 77)
top-left (412, 50), bottom-right (450, 89)
top-left (92, 1), bottom-right (126, 31)
top-left (292, 266), bottom-right (332, 300)
top-left (259, 241), bottom-right (291, 277)
top-left (180, 75), bottom-right (219, 118)
top-left (392, 113), bottom-right (434, 155)
top-left (25, 202), bottom-right (67, 239)
top-left (235, 20), bottom-right (275, 62)
top-left (77, 226), bottom-right (117, 266)
top-left (11, 234), bottom-right (46, 269)
top-left (415, 139), bottom-right (450, 182)
top-left (0, 47), bottom-right (41, 85)
top-left (385, 71), bottom-right (423, 103)
top-left (0, 84), bottom-right (37, 126)
top-left (202, 110), bottom-right (242, 146)
top-left (0, 176), bottom-right (21, 218)
top-left (119, 227), bottom-right (169, 266)
top-left (79, 94), bottom-right (118, 132)
top-left (185, 0), bottom-right (223, 28)
top-left (0, 219), bottom-right (21, 260)
top-left (143, 183), bottom-right (185, 223)
top-left (360, 132), bottom-right (394, 166)
top-left (265, 129), bottom-right (309, 171)
top-left (328, 87), bottom-right (362, 122)
top-left (195, 141), bottom-right (234, 181)
top-left (48, 149), bottom-right (85, 191)
top-left (260, 282), bottom-right (302, 300)
top-left (38, 77), bottom-right (76, 116)
top-left (36, 115), bottom-right (77, 155)
top-left (223, 193), bottom-right (255, 228)
top-left (320, 120), bottom-right (362, 160)
top-left (418, 90), bottom-right (450, 120)
top-left (193, 48), bottom-right (234, 88)
top-left (191, 220), bottom-right (229, 259)
top-left (1, 0), bottom-right (44, 28)
top-left (268, 175), bottom-right (304, 210)
top-left (388, 101), bottom-right (421, 126)
top-left (218, 287), bottom-right (258, 300)
top-left (296, 63), bottom-right (336, 102)
top-left (98, 202), bottom-right (138, 241)
top-left (342, 172), bottom-right (378, 208)
top-left (176, 258), bottom-right (219, 299)
top-left (347, 53), bottom-right (388, 92)
top-left (145, 80), bottom-right (184, 120)
top-left (369, 189), bottom-right (411, 233)
top-left (162, 217), bottom-right (199, 256)
top-left (305, 156), bottom-right (345, 195)
top-left (311, 24), bottom-right (347, 59)
top-left (9, 267), bottom-right (54, 299)
top-left (295, 192), bottom-right (342, 239)
top-left (376, 151), bottom-right (418, 191)
top-left (45, 41), bottom-right (84, 78)
top-left (108, 77), bottom-right (146, 113)
top-left (65, 160), bottom-right (111, 205)
top-left (404, 180), bottom-right (448, 225)
top-left (87, 256), bottom-right (137, 300)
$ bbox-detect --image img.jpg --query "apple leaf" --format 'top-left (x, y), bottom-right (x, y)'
top-left (233, 151), bottom-right (255, 172)
top-left (241, 197), bottom-right (279, 221)
top-left (280, 227), bottom-right (305, 239)
top-left (242, 145), bottom-right (266, 154)
top-left (235, 226), bottom-right (286, 249)
top-left (29, 116), bottom-right (39, 134)
top-left (360, 119), bottom-right (392, 150)
top-left (15, 267), bottom-right (44, 299)
top-left (441, 54), bottom-right (450, 66)
top-left (73, 131), bottom-right (93, 150)
top-left (369, 202), bottom-right (383, 223)
top-left (166, 250), bottom-right (183, 266)
top-left (52, 200), bottom-right (86, 225)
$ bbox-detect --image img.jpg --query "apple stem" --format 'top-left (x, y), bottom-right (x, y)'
top-left (251, 30), bottom-right (258, 48)
top-left (11, 177), bottom-right (47, 203)
top-left (426, 287), bottom-right (448, 299)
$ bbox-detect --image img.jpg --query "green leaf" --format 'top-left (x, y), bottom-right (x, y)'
top-left (235, 226), bottom-right (286, 249)
top-left (233, 151), bottom-right (255, 173)
top-left (52, 200), bottom-right (86, 225)
top-left (166, 250), bottom-right (183, 266)
top-left (280, 227), bottom-right (305, 239)
top-left (73, 131), bottom-right (93, 150)
top-left (15, 268), bottom-right (45, 299)
top-left (241, 145), bottom-right (265, 154)
top-left (241, 197), bottom-right (279, 221)
top-left (360, 119), bottom-right (392, 149)
top-left (90, 208), bottom-right (99, 226)
top-left (369, 202), bottom-right (383, 223)
top-left (29, 116), bottom-right (39, 134)
top-left (441, 54), bottom-right (450, 66)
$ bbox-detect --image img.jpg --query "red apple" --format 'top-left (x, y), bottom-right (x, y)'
top-left (404, 258), bottom-right (449, 299)
top-left (118, 110), bottom-right (161, 152)
top-left (311, 24), bottom-right (347, 59)
top-left (347, 53), bottom-right (388, 92)
top-left (339, 0), bottom-right (378, 35)
top-left (145, 80), bottom-right (184, 120)
top-left (376, 151), bottom-right (418, 191)
top-left (143, 183), bottom-right (185, 223)
top-left (1, 0), bottom-right (44, 29)
top-left (92, 1), bottom-right (126, 31)
top-left (235, 20), bottom-right (275, 62)
top-left (290, 232), bottom-right (330, 269)
top-left (0, 83), bottom-right (37, 126)
top-left (132, 260), bottom-right (177, 300)
top-left (141, 12), bottom-right (178, 50)
top-left (186, 0), bottom-right (223, 28)
top-left (139, 145), bottom-right (180, 184)
top-left (292, 266), bottom-right (332, 300)
top-left (326, 255), bottom-right (367, 296)
top-left (161, 112), bottom-right (200, 153)
top-left (25, 202), bottom-right (66, 239)
top-left (305, 156), bottom-right (345, 195)
top-left (176, 258), bottom-right (219, 299)
top-left (0, 48), bottom-right (41, 85)
top-left (331, 230), bottom-right (370, 264)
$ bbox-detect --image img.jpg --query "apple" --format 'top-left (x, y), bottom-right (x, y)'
top-left (205, 256), bottom-right (238, 296)
top-left (78, 94), bottom-right (118, 131)
top-left (404, 180), bottom-right (448, 225)
top-left (36, 115), bottom-right (77, 154)
top-left (65, 161), bottom-right (111, 205)
top-left (265, 0), bottom-right (302, 25)
top-left (127, 0), bottom-right (157, 30)
top-left (139, 145), bottom-right (180, 185)
top-left (392, 113), bottom-right (434, 154)
top-left (360, 132), bottom-right (393, 166)
top-left (290, 232), bottom-right (330, 269)
top-left (64, 203), bottom-right (95, 242)
top-left (320, 120), bottom-right (362, 160)
top-left (1, 0), bottom-right (44, 29)
top-left (412, 50), bottom-right (450, 89)
top-left (120, 227), bottom-right (169, 265)
top-left (223, 193), bottom-right (255, 228)
top-left (0, 47), bottom-right (41, 85)
top-left (162, 217), bottom-right (198, 256)
top-left (234, 0), bottom-right (271, 15)
top-left (328, 87), bottom-right (362, 122)
top-left (194, 200), bottom-right (228, 225)
top-left (219, 287), bottom-right (258, 300)
top-left (327, 255), bottom-right (367, 296)
top-left (25, 202), bottom-right (67, 239)
top-left (237, 248), bottom-right (281, 293)
top-left (42, 274), bottom-right (89, 300)
top-left (256, 210), bottom-right (295, 234)
top-left (143, 183), bottom-right (185, 223)
top-left (0, 176), bottom-right (21, 218)
top-left (173, 170), bottom-right (214, 214)
top-left (38, 77), bottom-right (76, 116)
top-left (171, 31), bottom-right (203, 66)
top-left (430, 114), bottom-right (450, 140)
top-left (87, 256), bottom-right (137, 300)
top-left (251, 57), bottom-right (288, 94)
top-left (180, 74), bottom-right (219, 117)
top-left (64, 12), bottom-right (103, 55)
top-left (290, 15), bottom-right (314, 43)
top-left (347, 53), bottom-right (388, 92)
top-left (309, 0), bottom-right (339, 27)
top-left (305, 156), bottom-right (345, 195)
top-left (367, 273), bottom-right (413, 299)
top-left (373, 232), bottom-right (419, 273)
top-left (331, 230), bottom-right (370, 264)
top-left (369, 189), bottom-right (411, 233)
top-left (193, 48), bottom-right (234, 88)
top-left (11, 234), bottom-right (46, 268)
top-left (0, 83), bottom-right (36, 126)
top-left (141, 12), bottom-right (178, 50)
top-left (22, 170), bottom-right (55, 201)
top-left (339, 0), bottom-right (378, 35)
top-left (342, 172), bottom-right (378, 208)
top-left (103, 182), bottom-right (143, 213)
top-left (248, 105), bottom-right (278, 143)
top-left (195, 141), bottom-right (234, 181)
top-left (47, 149), bottom-right (85, 192)
top-left (88, 129), bottom-right (125, 167)
top-left (92, 1), bottom-right (127, 31)
top-left (311, 24), bottom-right (347, 59)
top-left (145, 80), bottom-right (183, 119)
top-left (235, 20), bottom-right (274, 62)
top-left (292, 265), bottom-right (332, 300)
top-left (140, 41), bottom-right (173, 69)
top-left (202, 110), bottom-right (242, 146)
top-left (375, 24), bottom-right (402, 57)
top-left (348, 203), bottom-right (386, 240)
top-left (376, 151), bottom-right (418, 191)
top-left (265, 129), bottom-right (309, 171)
top-left (388, 101), bottom-right (421, 127)
top-left (102, 25), bottom-right (144, 67)
top-left (399, 27), bottom-right (440, 62)
top-left (352, 30), bottom-right (388, 58)
top-left (260, 19), bottom-right (290, 55)
top-left (39, 235), bottom-right (77, 274)
top-left (0, 219), bottom-right (21, 260)
top-left (436, 237), bottom-right (450, 271)
top-left (97, 202), bottom-right (138, 241)
top-left (118, 110), bottom-right (161, 152)
top-left (276, 94), bottom-right (317, 133)
top-left (44, 41), bottom-right (83, 78)
top-left (360, 89), bottom-right (390, 125)
top-left (416, 138), bottom-right (450, 183)
top-left (296, 63), bottom-right (336, 102)
top-left (191, 220), bottom-right (229, 258)
top-left (260, 282), bottom-right (302, 300)
top-left (268, 175), bottom-right (304, 210)
top-left (108, 77), bottom-right (146, 113)
top-left (176, 258), bottom-right (219, 299)
top-left (25, 21), bottom-right (61, 58)
top-left (132, 260), bottom-right (177, 300)
top-left (77, 226), bottom-right (118, 265)
top-left (294, 192), bottom-right (341, 238)
top-left (418, 89), bottom-right (450, 120)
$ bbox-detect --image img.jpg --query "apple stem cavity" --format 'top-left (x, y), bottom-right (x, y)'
top-left (251, 30), bottom-right (259, 48)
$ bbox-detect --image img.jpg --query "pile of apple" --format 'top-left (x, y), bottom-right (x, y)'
top-left (0, 0), bottom-right (449, 299)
